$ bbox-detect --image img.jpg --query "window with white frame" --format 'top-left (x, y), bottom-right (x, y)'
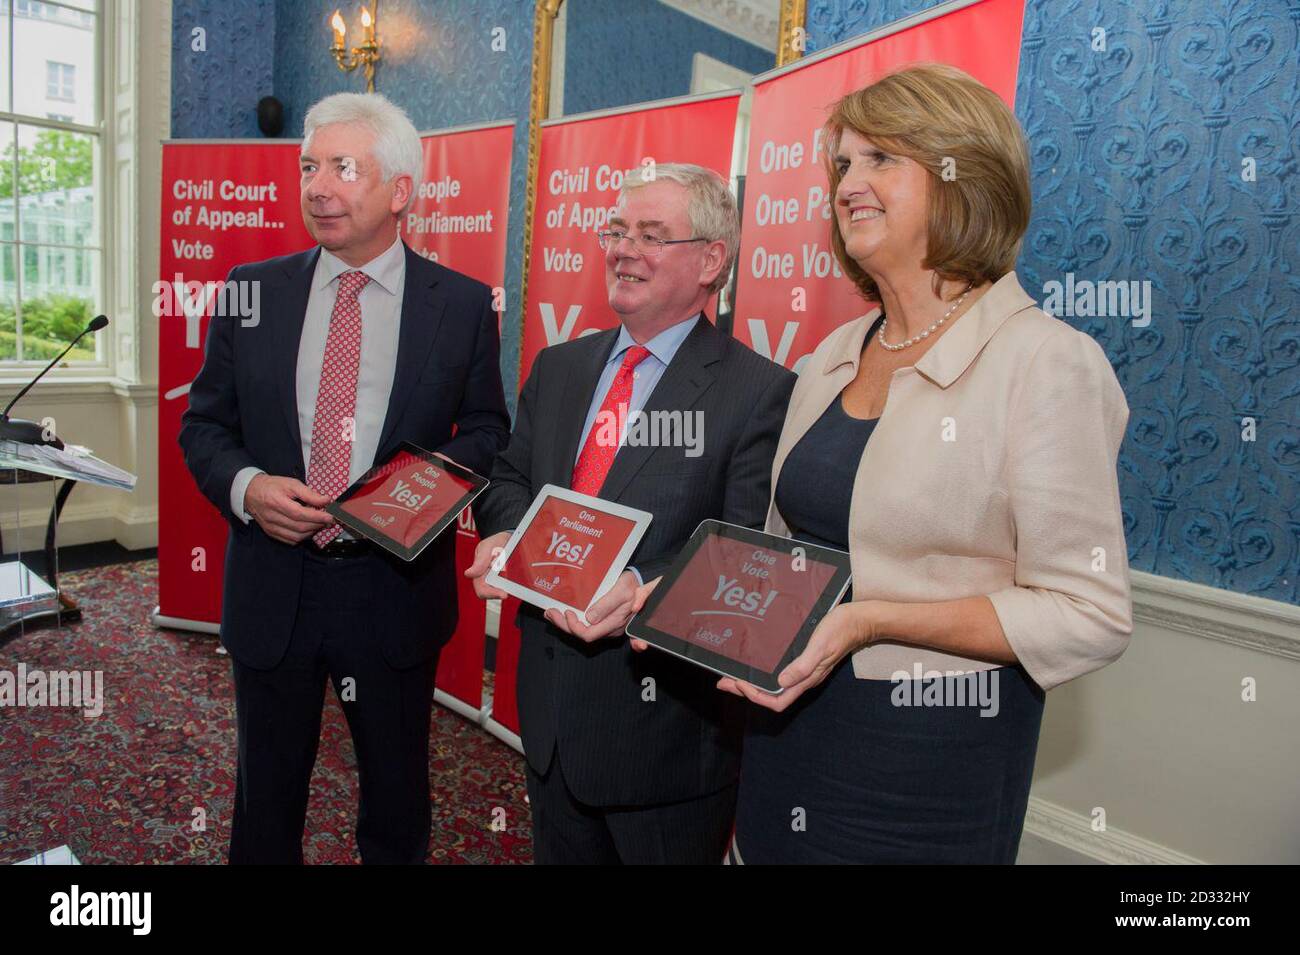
top-left (46, 62), bottom-right (76, 101)
top-left (1, 0), bottom-right (103, 369)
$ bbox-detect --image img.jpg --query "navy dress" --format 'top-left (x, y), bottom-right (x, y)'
top-left (732, 325), bottom-right (1045, 864)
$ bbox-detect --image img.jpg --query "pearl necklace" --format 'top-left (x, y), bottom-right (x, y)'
top-left (876, 289), bottom-right (970, 352)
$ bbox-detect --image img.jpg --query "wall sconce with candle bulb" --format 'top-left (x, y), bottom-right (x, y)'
top-left (330, 3), bottom-right (382, 92)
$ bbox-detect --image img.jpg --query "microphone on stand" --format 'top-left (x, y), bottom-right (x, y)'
top-left (0, 315), bottom-right (110, 449)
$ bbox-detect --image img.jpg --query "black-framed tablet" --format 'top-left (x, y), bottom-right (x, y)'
top-left (625, 520), bottom-right (853, 693)
top-left (325, 442), bottom-right (488, 562)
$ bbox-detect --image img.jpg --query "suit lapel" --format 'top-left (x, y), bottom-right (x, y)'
top-left (598, 315), bottom-right (720, 503)
top-left (273, 247), bottom-right (321, 476)
top-left (554, 327), bottom-right (620, 487)
top-left (376, 244), bottom-right (446, 456)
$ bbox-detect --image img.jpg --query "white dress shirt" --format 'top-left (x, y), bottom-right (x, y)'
top-left (230, 234), bottom-right (406, 536)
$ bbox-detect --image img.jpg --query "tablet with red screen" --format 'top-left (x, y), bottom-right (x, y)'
top-left (485, 484), bottom-right (652, 623)
top-left (326, 442), bottom-right (488, 561)
top-left (626, 520), bottom-right (852, 692)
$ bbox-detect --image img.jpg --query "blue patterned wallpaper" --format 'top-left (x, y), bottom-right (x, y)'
top-left (562, 0), bottom-right (774, 115)
top-left (171, 0), bottom-right (276, 139)
top-left (805, 0), bottom-right (1300, 605)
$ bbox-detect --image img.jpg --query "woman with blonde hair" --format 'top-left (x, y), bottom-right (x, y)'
top-left (637, 63), bottom-right (1133, 863)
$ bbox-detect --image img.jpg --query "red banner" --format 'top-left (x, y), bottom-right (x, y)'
top-left (157, 142), bottom-right (312, 629)
top-left (401, 121), bottom-right (514, 714)
top-left (447, 508), bottom-right (489, 714)
top-left (733, 0), bottom-right (1025, 372)
top-left (401, 121), bottom-right (513, 290)
top-left (518, 92), bottom-right (741, 383)
top-left (158, 125), bottom-right (514, 721)
top-left (489, 596), bottom-right (524, 737)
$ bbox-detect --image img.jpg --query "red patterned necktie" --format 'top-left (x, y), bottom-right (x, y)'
top-left (307, 270), bottom-right (370, 547)
top-left (571, 345), bottom-right (652, 496)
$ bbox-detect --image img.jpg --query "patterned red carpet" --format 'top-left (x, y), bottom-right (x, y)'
top-left (0, 559), bottom-right (533, 864)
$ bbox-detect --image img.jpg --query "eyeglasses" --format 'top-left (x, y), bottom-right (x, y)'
top-left (596, 230), bottom-right (707, 256)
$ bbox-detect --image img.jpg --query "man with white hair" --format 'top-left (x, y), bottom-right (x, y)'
top-left (468, 164), bottom-right (795, 863)
top-left (180, 92), bottom-right (510, 864)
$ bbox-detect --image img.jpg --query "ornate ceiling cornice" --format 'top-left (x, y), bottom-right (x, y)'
top-left (655, 0), bottom-right (781, 52)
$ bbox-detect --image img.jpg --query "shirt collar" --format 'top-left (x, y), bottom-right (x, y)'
top-left (316, 233), bottom-right (405, 295)
top-left (822, 271), bottom-right (1037, 388)
top-left (608, 312), bottom-right (702, 368)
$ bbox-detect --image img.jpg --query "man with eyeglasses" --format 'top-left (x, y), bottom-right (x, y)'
top-left (468, 163), bottom-right (794, 864)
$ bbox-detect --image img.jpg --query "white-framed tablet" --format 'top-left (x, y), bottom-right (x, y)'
top-left (485, 484), bottom-right (652, 624)
top-left (625, 519), bottom-right (853, 693)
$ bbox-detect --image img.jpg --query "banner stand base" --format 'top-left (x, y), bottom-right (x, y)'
top-left (151, 605), bottom-right (220, 635)
top-left (433, 688), bottom-right (486, 726)
top-left (481, 713), bottom-right (523, 755)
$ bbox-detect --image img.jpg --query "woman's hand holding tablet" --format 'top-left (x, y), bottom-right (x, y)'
top-left (716, 600), bottom-right (876, 710)
top-left (624, 520), bottom-right (853, 694)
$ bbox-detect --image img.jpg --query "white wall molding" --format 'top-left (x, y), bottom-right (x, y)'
top-left (0, 495), bottom-right (155, 553)
top-left (2, 497), bottom-right (117, 553)
top-left (1131, 569), bottom-right (1300, 663)
top-left (1024, 796), bottom-right (1206, 865)
top-left (110, 381), bottom-right (157, 404)
top-left (111, 501), bottom-right (158, 551)
top-left (110, 0), bottom-right (142, 384)
top-left (6, 379), bottom-right (156, 405)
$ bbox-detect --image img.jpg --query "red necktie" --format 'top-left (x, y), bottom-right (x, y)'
top-left (571, 345), bottom-right (652, 496)
top-left (307, 270), bottom-right (370, 546)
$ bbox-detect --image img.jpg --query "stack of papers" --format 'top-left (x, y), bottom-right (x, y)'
top-left (0, 440), bottom-right (136, 491)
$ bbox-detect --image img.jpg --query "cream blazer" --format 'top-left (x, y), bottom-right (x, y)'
top-left (764, 272), bottom-right (1133, 691)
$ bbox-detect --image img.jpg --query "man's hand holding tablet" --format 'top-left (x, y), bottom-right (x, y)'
top-left (464, 530), bottom-right (511, 600)
top-left (481, 485), bottom-right (652, 628)
top-left (466, 527), bottom-right (642, 639)
top-left (325, 442), bottom-right (489, 561)
top-left (542, 570), bottom-right (640, 642)
top-left (628, 576), bottom-right (660, 651)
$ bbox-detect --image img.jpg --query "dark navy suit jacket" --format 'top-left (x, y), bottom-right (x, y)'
top-left (474, 315), bottom-right (795, 806)
top-left (179, 242), bottom-right (510, 670)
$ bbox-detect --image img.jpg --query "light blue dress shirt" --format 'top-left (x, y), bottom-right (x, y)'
top-left (573, 313), bottom-right (701, 467)
top-left (572, 312), bottom-right (701, 583)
